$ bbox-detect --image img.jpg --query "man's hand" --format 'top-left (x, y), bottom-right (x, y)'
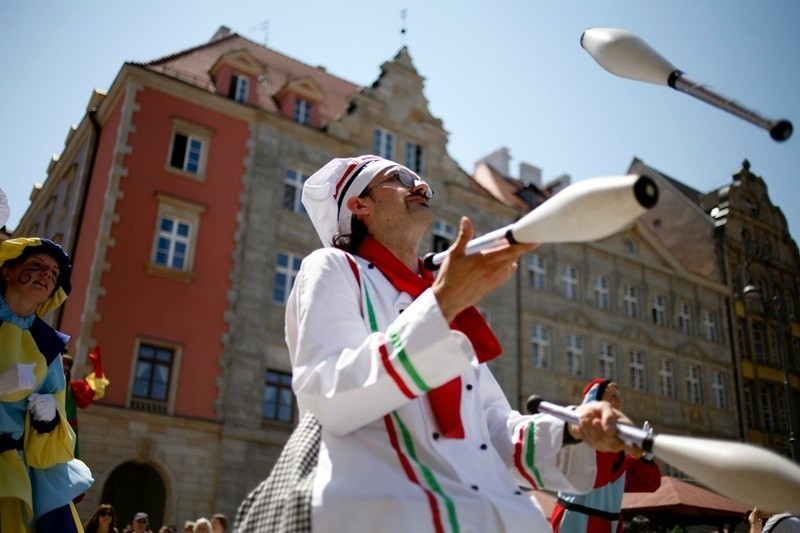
top-left (433, 217), bottom-right (536, 323)
top-left (0, 363), bottom-right (36, 396)
top-left (567, 400), bottom-right (634, 453)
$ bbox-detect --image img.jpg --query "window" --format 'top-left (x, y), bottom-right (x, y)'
top-left (629, 350), bottom-right (647, 392)
top-left (703, 310), bottom-right (718, 342)
top-left (228, 73), bottom-right (249, 103)
top-left (150, 194), bottom-right (205, 276)
top-left (753, 323), bottom-right (766, 363)
top-left (155, 216), bottom-right (191, 270)
top-left (768, 325), bottom-right (780, 367)
top-left (651, 294), bottom-right (667, 326)
top-left (678, 301), bottom-right (692, 334)
top-left (710, 370), bottom-right (727, 410)
top-left (530, 325), bottom-right (551, 370)
top-left (167, 119), bottom-right (212, 178)
top-left (527, 255), bottom-right (546, 290)
top-left (685, 365), bottom-right (702, 405)
top-left (273, 252), bottom-right (303, 304)
top-left (759, 383), bottom-right (776, 431)
top-left (263, 370), bottom-right (295, 423)
top-left (373, 128), bottom-right (394, 159)
top-left (283, 168), bottom-right (309, 213)
top-left (405, 141), bottom-right (424, 174)
top-left (594, 275), bottom-right (610, 309)
top-left (132, 343), bottom-right (174, 409)
top-left (743, 381), bottom-right (754, 427)
top-left (623, 238), bottom-right (637, 255)
top-left (293, 98), bottom-right (311, 125)
top-left (623, 284), bottom-right (639, 318)
top-left (658, 357), bottom-right (675, 398)
top-left (561, 265), bottom-right (579, 300)
top-left (565, 333), bottom-right (584, 378)
top-left (598, 342), bottom-right (616, 380)
top-left (432, 220), bottom-right (455, 253)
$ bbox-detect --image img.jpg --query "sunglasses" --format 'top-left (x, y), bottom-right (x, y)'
top-left (99, 510), bottom-right (113, 516)
top-left (361, 168), bottom-right (434, 199)
top-left (136, 518), bottom-right (148, 523)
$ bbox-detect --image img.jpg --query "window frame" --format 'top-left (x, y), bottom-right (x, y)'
top-left (273, 252), bottom-right (303, 304)
top-left (263, 369), bottom-right (296, 423)
top-left (147, 193), bottom-right (206, 281)
top-left (373, 128), bottom-right (395, 159)
top-left (283, 168), bottom-right (309, 213)
top-left (530, 324), bottom-right (551, 370)
top-left (565, 332), bottom-right (585, 378)
top-left (166, 118), bottom-right (213, 179)
top-left (128, 338), bottom-right (181, 414)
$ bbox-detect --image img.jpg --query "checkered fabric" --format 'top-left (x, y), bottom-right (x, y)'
top-left (234, 412), bottom-right (321, 532)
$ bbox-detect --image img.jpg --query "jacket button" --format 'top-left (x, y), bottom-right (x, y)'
top-left (471, 485), bottom-right (479, 491)
top-left (368, 263), bottom-right (375, 269)
top-left (466, 384), bottom-right (473, 391)
top-left (432, 432), bottom-right (440, 440)
top-left (480, 444), bottom-right (488, 450)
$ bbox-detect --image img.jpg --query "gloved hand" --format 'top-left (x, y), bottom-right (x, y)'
top-left (642, 420), bottom-right (655, 461)
top-left (0, 363), bottom-right (36, 396)
top-left (27, 393), bottom-right (57, 422)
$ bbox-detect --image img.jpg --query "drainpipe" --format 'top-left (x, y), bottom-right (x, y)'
top-left (56, 107), bottom-right (101, 330)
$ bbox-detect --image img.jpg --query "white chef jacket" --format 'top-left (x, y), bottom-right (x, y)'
top-left (285, 247), bottom-right (597, 532)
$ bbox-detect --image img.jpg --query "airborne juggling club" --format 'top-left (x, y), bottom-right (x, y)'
top-left (424, 174), bottom-right (658, 270)
top-left (527, 395), bottom-right (800, 513)
top-left (581, 27), bottom-right (793, 142)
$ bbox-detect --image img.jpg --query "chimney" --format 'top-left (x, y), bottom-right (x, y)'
top-left (519, 162), bottom-right (542, 188)
top-left (475, 147), bottom-right (511, 176)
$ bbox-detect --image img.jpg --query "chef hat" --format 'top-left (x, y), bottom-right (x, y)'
top-left (302, 155), bottom-right (400, 246)
top-left (582, 378), bottom-right (611, 403)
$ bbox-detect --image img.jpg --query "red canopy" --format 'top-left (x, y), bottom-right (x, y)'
top-left (623, 475), bottom-right (750, 529)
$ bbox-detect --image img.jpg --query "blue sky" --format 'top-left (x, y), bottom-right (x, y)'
top-left (2, 1), bottom-right (799, 242)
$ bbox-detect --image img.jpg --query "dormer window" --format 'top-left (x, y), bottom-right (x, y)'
top-left (209, 49), bottom-right (262, 106)
top-left (229, 73), bottom-right (249, 103)
top-left (274, 77), bottom-right (324, 128)
top-left (293, 98), bottom-right (311, 125)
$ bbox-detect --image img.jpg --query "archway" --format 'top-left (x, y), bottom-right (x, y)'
top-left (101, 461), bottom-right (166, 528)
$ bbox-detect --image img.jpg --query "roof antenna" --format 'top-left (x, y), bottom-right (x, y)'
top-left (400, 9), bottom-right (407, 47)
top-left (249, 20), bottom-right (269, 47)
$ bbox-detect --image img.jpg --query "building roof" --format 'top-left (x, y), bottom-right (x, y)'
top-left (622, 476), bottom-right (750, 517)
top-left (138, 30), bottom-right (359, 127)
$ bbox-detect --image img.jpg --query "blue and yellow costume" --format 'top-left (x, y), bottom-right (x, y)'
top-left (0, 237), bottom-right (93, 532)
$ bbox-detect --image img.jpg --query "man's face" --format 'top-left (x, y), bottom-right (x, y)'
top-left (602, 384), bottom-right (623, 409)
top-left (358, 166), bottom-right (434, 234)
top-left (133, 517), bottom-right (148, 532)
top-left (1, 253), bottom-right (60, 307)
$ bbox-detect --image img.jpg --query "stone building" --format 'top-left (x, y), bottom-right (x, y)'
top-left (702, 160), bottom-right (800, 460)
top-left (12, 28), bottom-right (516, 525)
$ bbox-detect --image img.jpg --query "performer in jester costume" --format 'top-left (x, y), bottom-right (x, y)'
top-left (0, 237), bottom-right (93, 532)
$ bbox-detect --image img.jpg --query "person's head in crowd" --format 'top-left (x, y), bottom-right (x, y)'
top-left (210, 513), bottom-right (228, 533)
top-left (193, 517), bottom-right (212, 533)
top-left (132, 512), bottom-right (149, 533)
top-left (84, 503), bottom-right (118, 532)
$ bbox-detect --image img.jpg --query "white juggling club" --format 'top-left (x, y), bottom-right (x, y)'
top-left (527, 396), bottom-right (800, 513)
top-left (581, 27), bottom-right (793, 142)
top-left (424, 174), bottom-right (658, 270)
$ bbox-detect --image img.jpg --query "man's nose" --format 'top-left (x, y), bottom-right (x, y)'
top-left (412, 179), bottom-right (434, 200)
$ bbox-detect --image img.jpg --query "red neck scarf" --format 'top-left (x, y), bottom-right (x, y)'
top-left (357, 237), bottom-right (502, 438)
